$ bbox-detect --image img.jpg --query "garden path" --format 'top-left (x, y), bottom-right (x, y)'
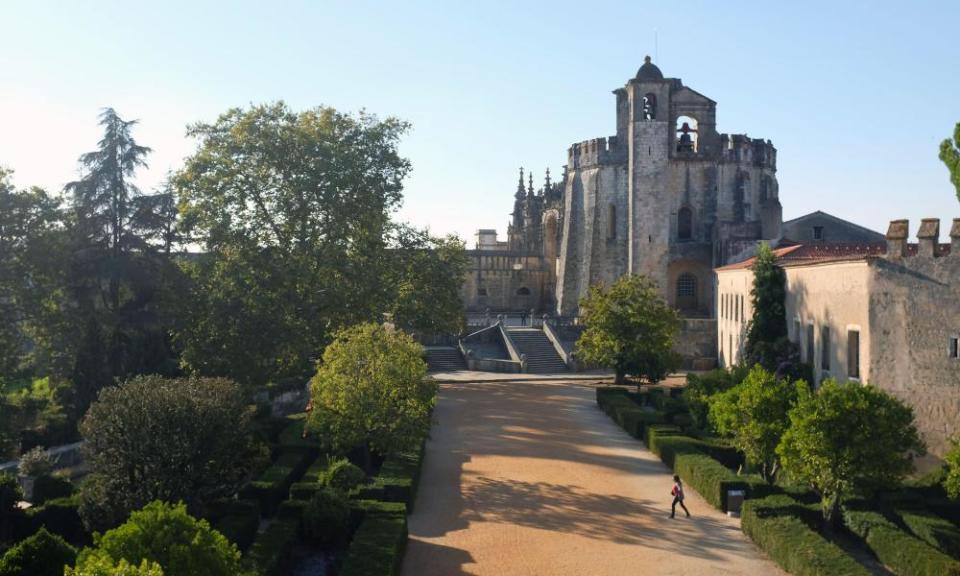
top-left (401, 378), bottom-right (785, 576)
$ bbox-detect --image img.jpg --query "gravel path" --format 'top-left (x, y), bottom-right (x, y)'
top-left (401, 379), bottom-right (785, 576)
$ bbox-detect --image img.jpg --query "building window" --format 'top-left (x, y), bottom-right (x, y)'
top-left (608, 204), bottom-right (617, 240)
top-left (848, 330), bottom-right (860, 379)
top-left (516, 287), bottom-right (531, 296)
top-left (794, 319), bottom-right (801, 342)
top-left (478, 288), bottom-right (488, 297)
top-left (729, 334), bottom-right (733, 365)
top-left (821, 326), bottom-right (831, 371)
top-left (740, 295), bottom-right (745, 321)
top-left (950, 337), bottom-right (959, 359)
top-left (806, 324), bottom-right (815, 364)
top-left (813, 226), bottom-right (824, 241)
top-left (642, 93), bottom-right (657, 120)
top-left (676, 116), bottom-right (698, 153)
top-left (678, 207), bottom-right (693, 240)
top-left (676, 273), bottom-right (698, 311)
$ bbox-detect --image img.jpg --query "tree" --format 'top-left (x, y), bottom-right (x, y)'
top-left (78, 376), bottom-right (255, 530)
top-left (387, 226), bottom-right (468, 336)
top-left (683, 366), bottom-right (749, 432)
top-left (176, 102), bottom-right (414, 386)
top-left (73, 501), bottom-right (244, 576)
top-left (777, 380), bottom-right (925, 527)
top-left (940, 121), bottom-right (960, 204)
top-left (576, 274), bottom-right (681, 385)
top-left (67, 557), bottom-right (164, 576)
top-left (743, 243), bottom-right (788, 368)
top-left (307, 323), bottom-right (435, 472)
top-left (0, 527), bottom-right (76, 576)
top-left (708, 365), bottom-right (807, 482)
top-left (945, 438), bottom-right (960, 500)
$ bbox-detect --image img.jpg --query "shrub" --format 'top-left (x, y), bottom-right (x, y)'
top-left (326, 458), bottom-right (366, 492)
top-left (27, 495), bottom-right (86, 545)
top-left (742, 496), bottom-right (869, 576)
top-left (32, 473), bottom-right (75, 505)
top-left (339, 501), bottom-right (408, 576)
top-left (896, 507), bottom-right (960, 559)
top-left (240, 450), bottom-right (316, 516)
top-left (674, 453), bottom-right (746, 511)
top-left (75, 501), bottom-right (244, 576)
top-left (18, 446), bottom-right (53, 477)
top-left (303, 487), bottom-right (351, 547)
top-left (66, 556), bottom-right (164, 575)
top-left (844, 506), bottom-right (960, 576)
top-left (0, 527), bottom-right (77, 576)
top-left (0, 474), bottom-right (23, 542)
top-left (244, 510), bottom-right (300, 576)
top-left (213, 499), bottom-right (259, 552)
top-left (374, 440), bottom-right (426, 512)
top-left (648, 435), bottom-right (702, 469)
top-left (946, 439), bottom-right (960, 500)
top-left (643, 424), bottom-right (682, 452)
top-left (618, 409), bottom-right (666, 439)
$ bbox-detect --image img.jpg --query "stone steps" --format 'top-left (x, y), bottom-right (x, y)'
top-left (425, 347), bottom-right (466, 372)
top-left (507, 329), bottom-right (568, 373)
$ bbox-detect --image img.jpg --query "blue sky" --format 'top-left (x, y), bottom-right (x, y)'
top-left (2, 0), bottom-right (958, 242)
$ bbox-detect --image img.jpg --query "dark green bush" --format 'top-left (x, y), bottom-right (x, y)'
top-left (289, 481), bottom-right (322, 501)
top-left (240, 449), bottom-right (316, 516)
top-left (674, 453), bottom-right (746, 511)
top-left (643, 424), bottom-right (682, 452)
top-left (0, 527), bottom-right (77, 576)
top-left (339, 500), bottom-right (408, 576)
top-left (213, 499), bottom-right (259, 552)
top-left (896, 507), bottom-right (960, 559)
top-left (303, 487), bottom-right (351, 547)
top-left (375, 441), bottom-right (426, 512)
top-left (26, 495), bottom-right (86, 546)
top-left (648, 435), bottom-right (702, 469)
top-left (618, 409), bottom-right (666, 439)
top-left (844, 506), bottom-right (960, 576)
top-left (244, 512), bottom-right (300, 576)
top-left (326, 458), bottom-right (366, 492)
top-left (0, 474), bottom-right (23, 543)
top-left (31, 474), bottom-right (75, 506)
top-left (742, 495), bottom-right (869, 576)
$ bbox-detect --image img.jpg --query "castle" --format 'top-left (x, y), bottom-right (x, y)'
top-left (461, 57), bottom-right (783, 364)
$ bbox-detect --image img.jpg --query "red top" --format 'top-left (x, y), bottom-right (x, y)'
top-left (672, 482), bottom-right (684, 499)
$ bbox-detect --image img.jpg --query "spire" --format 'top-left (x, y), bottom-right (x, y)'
top-left (516, 167), bottom-right (525, 199)
top-left (544, 168), bottom-right (551, 193)
top-left (527, 172), bottom-right (534, 197)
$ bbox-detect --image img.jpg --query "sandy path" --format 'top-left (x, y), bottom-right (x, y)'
top-left (401, 379), bottom-right (785, 576)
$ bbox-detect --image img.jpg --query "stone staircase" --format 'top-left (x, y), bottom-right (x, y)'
top-left (424, 347), bottom-right (466, 372)
top-left (506, 328), bottom-right (569, 373)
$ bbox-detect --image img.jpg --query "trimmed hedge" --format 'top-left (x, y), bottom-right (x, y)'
top-left (742, 495), bottom-right (870, 576)
top-left (361, 439), bottom-right (427, 512)
top-left (25, 495), bottom-right (86, 546)
top-left (30, 474), bottom-right (75, 506)
top-left (674, 453), bottom-right (746, 511)
top-left (241, 449), bottom-right (317, 516)
top-left (844, 507), bottom-right (960, 576)
top-left (896, 506), bottom-right (960, 559)
top-left (244, 502), bottom-right (304, 576)
top-left (339, 500), bottom-right (408, 576)
top-left (214, 499), bottom-right (260, 552)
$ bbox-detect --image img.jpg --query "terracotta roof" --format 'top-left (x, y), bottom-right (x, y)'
top-left (716, 241), bottom-right (952, 272)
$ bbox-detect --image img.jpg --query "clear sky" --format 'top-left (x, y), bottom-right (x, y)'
top-left (2, 0), bottom-right (958, 242)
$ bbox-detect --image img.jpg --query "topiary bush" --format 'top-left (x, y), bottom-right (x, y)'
top-left (31, 474), bottom-right (75, 505)
top-left (0, 527), bottom-right (77, 576)
top-left (339, 500), bottom-right (408, 576)
top-left (674, 452), bottom-right (746, 511)
top-left (303, 487), bottom-right (351, 547)
top-left (27, 494), bottom-right (86, 545)
top-left (896, 506), bottom-right (960, 559)
top-left (844, 505), bottom-right (960, 576)
top-left (240, 449), bottom-right (316, 516)
top-left (325, 458), bottom-right (366, 493)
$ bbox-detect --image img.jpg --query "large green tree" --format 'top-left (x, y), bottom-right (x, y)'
top-left (307, 322), bottom-right (435, 472)
top-left (78, 375), bottom-right (256, 530)
top-left (777, 380), bottom-right (925, 527)
top-left (0, 527), bottom-right (76, 576)
top-left (176, 102), bottom-right (462, 386)
top-left (743, 243), bottom-right (792, 370)
top-left (709, 365), bottom-right (806, 483)
top-left (576, 274), bottom-right (681, 385)
top-left (941, 121), bottom-right (960, 204)
top-left (72, 501), bottom-right (244, 576)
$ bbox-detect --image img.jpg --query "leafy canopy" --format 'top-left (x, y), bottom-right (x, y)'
top-left (576, 274), bottom-right (680, 384)
top-left (709, 365), bottom-right (807, 482)
top-left (940, 121), bottom-right (960, 204)
top-left (78, 375), bottom-right (255, 530)
top-left (945, 438), bottom-right (960, 500)
top-left (307, 322), bottom-right (435, 465)
top-left (67, 557), bottom-right (164, 576)
top-left (74, 501), bottom-right (244, 576)
top-left (777, 380), bottom-right (925, 524)
top-left (743, 242), bottom-right (799, 375)
top-left (0, 527), bottom-right (76, 576)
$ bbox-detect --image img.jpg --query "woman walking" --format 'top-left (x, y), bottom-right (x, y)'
top-left (670, 475), bottom-right (690, 518)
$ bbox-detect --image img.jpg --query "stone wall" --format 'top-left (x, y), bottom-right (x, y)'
top-left (460, 251), bottom-right (550, 313)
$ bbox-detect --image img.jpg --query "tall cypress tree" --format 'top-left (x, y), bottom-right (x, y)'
top-left (744, 243), bottom-right (791, 372)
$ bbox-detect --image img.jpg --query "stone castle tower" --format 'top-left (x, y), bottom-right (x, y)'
top-left (555, 57), bottom-right (782, 316)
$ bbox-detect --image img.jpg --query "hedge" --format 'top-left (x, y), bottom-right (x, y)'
top-left (674, 453), bottom-right (746, 511)
top-left (339, 500), bottom-right (408, 576)
top-left (289, 457), bottom-right (331, 501)
top-left (896, 506), bottom-right (960, 559)
top-left (25, 495), bottom-right (86, 546)
top-left (244, 502), bottom-right (304, 576)
top-left (844, 507), bottom-right (960, 576)
top-left (214, 499), bottom-right (260, 552)
top-left (644, 424), bottom-right (682, 453)
top-left (241, 449), bottom-right (317, 516)
top-left (742, 495), bottom-right (870, 576)
top-left (30, 475), bottom-right (75, 506)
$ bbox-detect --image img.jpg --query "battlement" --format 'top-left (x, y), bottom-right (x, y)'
top-left (885, 218), bottom-right (960, 259)
top-left (567, 136), bottom-right (627, 168)
top-left (721, 134), bottom-right (776, 168)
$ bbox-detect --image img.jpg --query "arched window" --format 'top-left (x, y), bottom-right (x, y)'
top-left (676, 116), bottom-right (698, 153)
top-left (608, 204), bottom-right (617, 239)
top-left (676, 273), bottom-right (698, 311)
top-left (642, 93), bottom-right (657, 120)
top-left (516, 287), bottom-right (531, 296)
top-left (678, 207), bottom-right (693, 240)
